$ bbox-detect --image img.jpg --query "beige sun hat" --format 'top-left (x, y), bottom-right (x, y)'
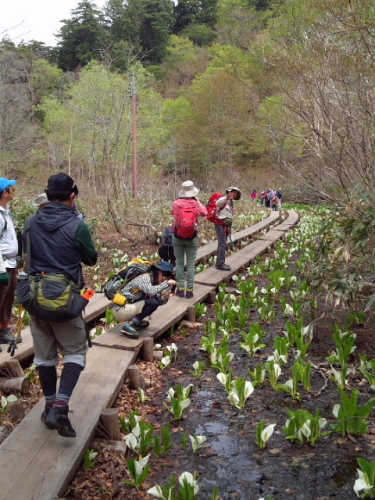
top-left (32, 193), bottom-right (49, 207)
top-left (178, 180), bottom-right (199, 198)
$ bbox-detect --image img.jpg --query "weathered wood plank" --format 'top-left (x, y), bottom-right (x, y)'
top-left (194, 239), bottom-right (274, 285)
top-left (0, 345), bottom-right (135, 500)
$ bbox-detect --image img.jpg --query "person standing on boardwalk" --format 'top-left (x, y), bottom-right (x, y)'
top-left (0, 178), bottom-right (20, 351)
top-left (215, 186), bottom-right (241, 271)
top-left (171, 180), bottom-right (207, 298)
top-left (250, 189), bottom-right (258, 202)
top-left (25, 173), bottom-right (97, 438)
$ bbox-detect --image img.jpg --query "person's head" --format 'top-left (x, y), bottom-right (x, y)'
top-left (178, 180), bottom-right (199, 199)
top-left (32, 193), bottom-right (49, 209)
top-left (226, 186), bottom-right (241, 201)
top-left (45, 173), bottom-right (79, 205)
top-left (152, 261), bottom-right (175, 284)
top-left (0, 178), bottom-right (17, 204)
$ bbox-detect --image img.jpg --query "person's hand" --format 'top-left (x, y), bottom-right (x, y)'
top-left (168, 279), bottom-right (177, 287)
top-left (0, 272), bottom-right (9, 287)
top-left (166, 291), bottom-right (175, 299)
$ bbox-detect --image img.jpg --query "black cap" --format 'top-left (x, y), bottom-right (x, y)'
top-left (153, 261), bottom-right (175, 278)
top-left (46, 173), bottom-right (78, 196)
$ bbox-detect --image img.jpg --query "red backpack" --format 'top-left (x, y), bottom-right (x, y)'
top-left (174, 208), bottom-right (198, 239)
top-left (206, 193), bottom-right (225, 224)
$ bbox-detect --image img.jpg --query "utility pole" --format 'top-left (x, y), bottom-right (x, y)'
top-left (131, 72), bottom-right (138, 198)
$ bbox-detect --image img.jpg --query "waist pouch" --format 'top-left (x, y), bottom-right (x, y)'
top-left (222, 217), bottom-right (233, 227)
top-left (16, 273), bottom-right (88, 323)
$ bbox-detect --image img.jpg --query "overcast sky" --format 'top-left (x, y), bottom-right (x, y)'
top-left (1, 0), bottom-right (107, 47)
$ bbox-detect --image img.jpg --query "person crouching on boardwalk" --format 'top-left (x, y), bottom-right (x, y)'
top-left (114, 261), bottom-right (177, 339)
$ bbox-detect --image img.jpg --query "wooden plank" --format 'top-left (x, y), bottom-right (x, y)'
top-left (0, 345), bottom-right (135, 500)
top-left (91, 322), bottom-right (148, 350)
top-left (258, 229), bottom-right (285, 241)
top-left (147, 283), bottom-right (213, 339)
top-left (84, 294), bottom-right (110, 323)
top-left (195, 240), bottom-right (273, 285)
top-left (0, 211), bottom-right (291, 368)
top-left (92, 283), bottom-right (214, 346)
top-left (283, 210), bottom-right (300, 225)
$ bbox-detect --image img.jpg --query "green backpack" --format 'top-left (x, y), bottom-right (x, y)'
top-left (16, 272), bottom-right (88, 323)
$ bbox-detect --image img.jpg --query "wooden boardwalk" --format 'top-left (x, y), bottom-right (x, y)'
top-left (0, 209), bottom-right (299, 500)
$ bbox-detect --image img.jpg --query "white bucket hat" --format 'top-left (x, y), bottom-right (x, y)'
top-left (113, 300), bottom-right (145, 322)
top-left (178, 180), bottom-right (199, 198)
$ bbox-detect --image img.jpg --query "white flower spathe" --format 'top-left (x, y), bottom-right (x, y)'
top-left (179, 472), bottom-right (199, 494)
top-left (134, 454), bottom-right (150, 476)
top-left (261, 424), bottom-right (276, 444)
top-left (217, 373), bottom-right (227, 385)
top-left (353, 469), bottom-right (372, 497)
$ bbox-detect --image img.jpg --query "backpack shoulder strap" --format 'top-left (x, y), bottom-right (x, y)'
top-left (24, 214), bottom-right (36, 272)
top-left (0, 211), bottom-right (7, 237)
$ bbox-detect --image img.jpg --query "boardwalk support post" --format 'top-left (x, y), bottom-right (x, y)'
top-left (127, 364), bottom-right (144, 390)
top-left (99, 408), bottom-right (121, 441)
top-left (140, 338), bottom-right (154, 362)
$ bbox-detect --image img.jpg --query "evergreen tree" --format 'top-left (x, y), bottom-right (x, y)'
top-left (173, 0), bottom-right (200, 33)
top-left (56, 0), bottom-right (107, 71)
top-left (174, 0), bottom-right (218, 34)
top-left (139, 0), bottom-right (174, 63)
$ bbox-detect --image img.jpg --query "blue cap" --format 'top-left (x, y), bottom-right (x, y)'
top-left (0, 178), bottom-right (17, 192)
top-left (154, 261), bottom-right (174, 275)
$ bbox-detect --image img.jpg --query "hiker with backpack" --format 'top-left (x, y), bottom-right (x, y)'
top-left (0, 178), bottom-right (20, 351)
top-left (113, 261), bottom-right (177, 339)
top-left (23, 173), bottom-right (97, 438)
top-left (212, 186), bottom-right (241, 271)
top-left (171, 180), bottom-right (207, 298)
top-left (157, 226), bottom-right (176, 265)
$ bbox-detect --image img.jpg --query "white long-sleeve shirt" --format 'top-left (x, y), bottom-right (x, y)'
top-left (216, 195), bottom-right (234, 220)
top-left (0, 207), bottom-right (18, 272)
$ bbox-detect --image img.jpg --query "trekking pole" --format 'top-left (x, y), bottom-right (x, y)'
top-left (7, 304), bottom-right (25, 357)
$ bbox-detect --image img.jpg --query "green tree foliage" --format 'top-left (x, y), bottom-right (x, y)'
top-left (39, 62), bottom-right (167, 196)
top-left (254, 0), bottom-right (375, 203)
top-left (173, 0), bottom-right (218, 34)
top-left (215, 0), bottom-right (263, 49)
top-left (104, 0), bottom-right (143, 66)
top-left (139, 0), bottom-right (175, 64)
top-left (181, 23), bottom-right (215, 46)
top-left (159, 35), bottom-right (209, 96)
top-left (56, 0), bottom-right (107, 71)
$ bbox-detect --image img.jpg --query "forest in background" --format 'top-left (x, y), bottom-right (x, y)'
top-left (1, 0), bottom-right (375, 309)
top-left (1, 0), bottom-right (374, 203)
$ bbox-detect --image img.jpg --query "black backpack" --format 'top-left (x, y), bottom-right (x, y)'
top-left (161, 226), bottom-right (173, 247)
top-left (102, 258), bottom-right (152, 300)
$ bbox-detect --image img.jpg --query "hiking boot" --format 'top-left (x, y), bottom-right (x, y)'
top-left (137, 320), bottom-right (149, 329)
top-left (41, 407), bottom-right (52, 427)
top-left (44, 405), bottom-right (76, 438)
top-left (176, 288), bottom-right (185, 298)
top-left (0, 327), bottom-right (17, 344)
top-left (216, 264), bottom-right (231, 271)
top-left (121, 323), bottom-right (140, 339)
top-left (186, 290), bottom-right (194, 299)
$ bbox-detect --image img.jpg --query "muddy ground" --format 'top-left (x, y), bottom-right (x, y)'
top-left (65, 266), bottom-right (375, 500)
